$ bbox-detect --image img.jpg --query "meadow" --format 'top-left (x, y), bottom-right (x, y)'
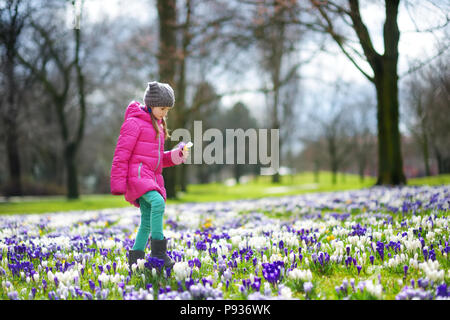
top-left (0, 173), bottom-right (449, 300)
top-left (1, 172), bottom-right (449, 214)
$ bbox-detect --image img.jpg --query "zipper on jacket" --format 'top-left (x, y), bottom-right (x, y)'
top-left (138, 162), bottom-right (142, 179)
top-left (154, 129), bottom-right (162, 183)
top-left (155, 131), bottom-right (161, 172)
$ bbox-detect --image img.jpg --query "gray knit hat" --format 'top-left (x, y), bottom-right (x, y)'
top-left (144, 81), bottom-right (175, 108)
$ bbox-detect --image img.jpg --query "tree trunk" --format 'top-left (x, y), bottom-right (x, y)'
top-left (157, 0), bottom-right (178, 199)
top-left (331, 163), bottom-right (338, 185)
top-left (421, 134), bottom-right (430, 176)
top-left (5, 114), bottom-right (22, 196)
top-left (70, 14), bottom-right (87, 200)
top-left (3, 32), bottom-right (22, 196)
top-left (177, 0), bottom-right (191, 194)
top-left (315, 0), bottom-right (407, 185)
top-left (358, 159), bottom-right (365, 182)
top-left (64, 143), bottom-right (79, 199)
top-left (271, 69), bottom-right (281, 184)
top-left (374, 68), bottom-right (406, 185)
top-left (435, 148), bottom-right (450, 174)
top-left (4, 77), bottom-right (22, 196)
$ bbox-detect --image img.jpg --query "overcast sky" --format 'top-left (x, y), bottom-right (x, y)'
top-left (77, 0), bottom-right (448, 142)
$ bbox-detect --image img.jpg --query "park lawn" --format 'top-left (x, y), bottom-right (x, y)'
top-left (1, 172), bottom-right (449, 215)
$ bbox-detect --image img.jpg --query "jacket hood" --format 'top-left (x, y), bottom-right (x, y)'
top-left (124, 100), bottom-right (162, 124)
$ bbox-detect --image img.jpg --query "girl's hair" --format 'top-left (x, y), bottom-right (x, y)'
top-left (149, 108), bottom-right (171, 140)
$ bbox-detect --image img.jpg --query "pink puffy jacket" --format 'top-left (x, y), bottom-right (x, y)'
top-left (110, 101), bottom-right (185, 207)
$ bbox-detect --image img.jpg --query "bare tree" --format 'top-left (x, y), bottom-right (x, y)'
top-left (0, 0), bottom-right (31, 196)
top-left (15, 0), bottom-right (89, 199)
top-left (307, 0), bottom-right (407, 185)
top-left (347, 91), bottom-right (377, 182)
top-left (403, 69), bottom-right (432, 176)
top-left (419, 55), bottom-right (449, 174)
top-left (251, 0), bottom-right (304, 183)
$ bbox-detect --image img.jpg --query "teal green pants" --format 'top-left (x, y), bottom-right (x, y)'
top-left (132, 190), bottom-right (165, 251)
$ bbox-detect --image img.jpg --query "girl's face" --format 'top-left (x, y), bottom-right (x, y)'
top-left (151, 106), bottom-right (171, 120)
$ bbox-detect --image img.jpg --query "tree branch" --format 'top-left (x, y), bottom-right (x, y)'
top-left (313, 1), bottom-right (374, 82)
top-left (347, 0), bottom-right (381, 70)
top-left (400, 42), bottom-right (450, 78)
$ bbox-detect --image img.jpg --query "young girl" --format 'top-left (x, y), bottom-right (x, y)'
top-left (110, 81), bottom-right (189, 269)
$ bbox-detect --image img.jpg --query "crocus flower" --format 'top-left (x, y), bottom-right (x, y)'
top-left (303, 282), bottom-right (313, 294)
top-left (436, 284), bottom-right (448, 297)
top-left (89, 279), bottom-right (96, 292)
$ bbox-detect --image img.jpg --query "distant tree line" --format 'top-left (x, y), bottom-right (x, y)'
top-left (0, 0), bottom-right (448, 199)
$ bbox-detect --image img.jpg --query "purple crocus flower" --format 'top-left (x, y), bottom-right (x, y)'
top-left (144, 256), bottom-right (165, 272)
top-left (357, 265), bottom-right (362, 275)
top-left (262, 261), bottom-right (284, 284)
top-left (376, 242), bottom-right (384, 261)
top-left (89, 279), bottom-right (96, 292)
top-left (429, 249), bottom-right (436, 261)
top-left (42, 279), bottom-right (47, 291)
top-left (195, 241), bottom-right (207, 251)
top-left (7, 291), bottom-right (18, 300)
top-left (403, 265), bottom-right (408, 278)
top-left (335, 286), bottom-right (341, 295)
top-left (423, 248), bottom-right (428, 260)
top-left (436, 284), bottom-right (449, 297)
top-left (369, 255), bottom-right (374, 265)
top-left (418, 278), bottom-right (429, 289)
top-left (318, 253), bottom-right (324, 266)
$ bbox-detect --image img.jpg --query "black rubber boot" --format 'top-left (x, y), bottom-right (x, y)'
top-left (150, 238), bottom-right (175, 269)
top-left (128, 250), bottom-right (145, 268)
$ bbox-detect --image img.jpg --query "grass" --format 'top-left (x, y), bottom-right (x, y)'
top-left (1, 172), bottom-right (449, 215)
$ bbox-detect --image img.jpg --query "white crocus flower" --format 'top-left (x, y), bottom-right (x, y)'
top-left (47, 271), bottom-right (54, 283)
top-left (137, 258), bottom-right (145, 271)
top-left (279, 285), bottom-right (292, 299)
